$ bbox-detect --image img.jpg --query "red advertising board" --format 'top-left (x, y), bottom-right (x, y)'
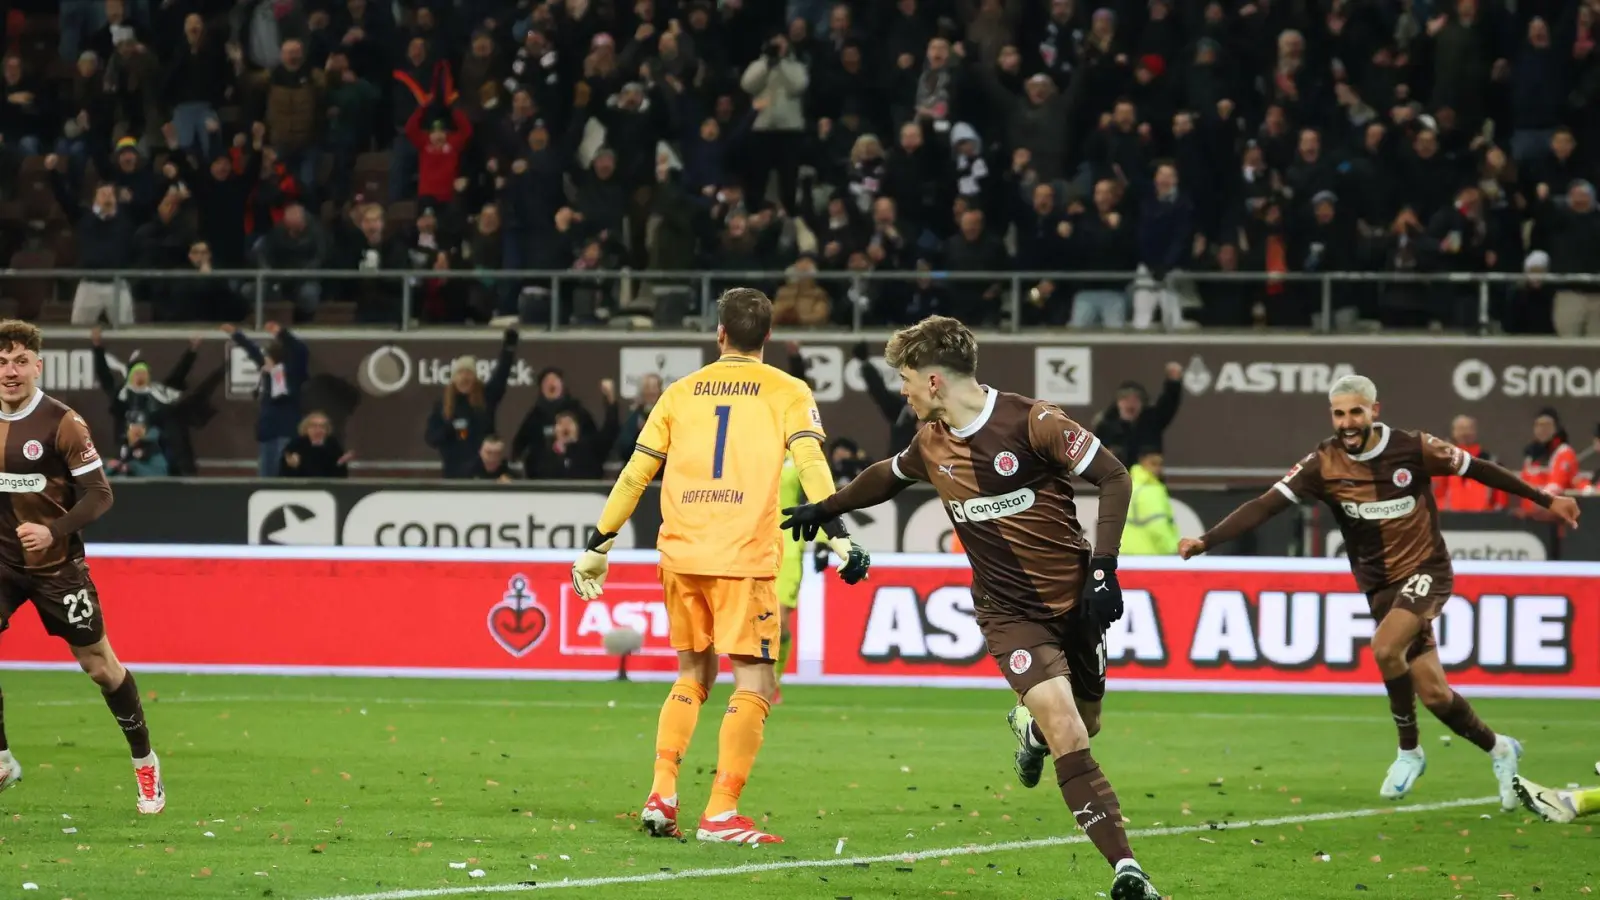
top-left (0, 547), bottom-right (1594, 698)
top-left (820, 557), bottom-right (1600, 697)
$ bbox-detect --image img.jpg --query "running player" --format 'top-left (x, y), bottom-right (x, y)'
top-left (1515, 765), bottom-right (1600, 823)
top-left (1179, 374), bottom-right (1579, 811)
top-left (570, 288), bottom-right (869, 845)
top-left (0, 320), bottom-right (164, 814)
top-left (772, 452), bottom-right (804, 704)
top-left (781, 316), bottom-right (1162, 900)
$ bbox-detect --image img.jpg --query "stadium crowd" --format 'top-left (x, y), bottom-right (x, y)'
top-left (0, 0), bottom-right (1598, 333)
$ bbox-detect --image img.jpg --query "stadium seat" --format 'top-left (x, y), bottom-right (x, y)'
top-left (318, 301), bottom-right (358, 324)
top-left (16, 155), bottom-right (60, 222)
top-left (7, 248), bottom-right (55, 320)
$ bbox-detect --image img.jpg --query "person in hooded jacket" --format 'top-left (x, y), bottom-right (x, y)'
top-left (424, 329), bottom-right (520, 478)
top-left (1092, 363), bottom-right (1184, 467)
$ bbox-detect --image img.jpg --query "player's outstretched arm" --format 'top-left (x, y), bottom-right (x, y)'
top-left (786, 435), bottom-right (871, 584)
top-left (781, 458), bottom-right (910, 540)
top-left (1179, 489), bottom-right (1294, 559)
top-left (1461, 455), bottom-right (1581, 527)
top-left (571, 448), bottom-right (663, 600)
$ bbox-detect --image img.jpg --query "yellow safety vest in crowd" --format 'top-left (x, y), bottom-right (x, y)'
top-left (1121, 463), bottom-right (1180, 556)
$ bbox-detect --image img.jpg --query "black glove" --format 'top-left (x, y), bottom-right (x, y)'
top-left (780, 503), bottom-right (835, 541)
top-left (834, 540), bottom-right (871, 584)
top-left (1079, 556), bottom-right (1123, 629)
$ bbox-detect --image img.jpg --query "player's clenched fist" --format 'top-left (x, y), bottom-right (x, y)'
top-left (1177, 537), bottom-right (1205, 559)
top-left (1079, 556), bottom-right (1123, 629)
top-left (16, 523), bottom-right (53, 553)
top-left (824, 537), bottom-right (871, 585)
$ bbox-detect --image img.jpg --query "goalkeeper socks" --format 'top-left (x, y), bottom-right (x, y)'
top-left (102, 670), bottom-right (152, 758)
top-left (1573, 787), bottom-right (1600, 816)
top-left (1423, 691), bottom-right (1496, 752)
top-left (1382, 673), bottom-right (1420, 751)
top-left (650, 678), bottom-right (708, 798)
top-left (775, 632), bottom-right (792, 683)
top-left (1056, 749), bottom-right (1131, 867)
top-left (705, 690), bottom-right (770, 817)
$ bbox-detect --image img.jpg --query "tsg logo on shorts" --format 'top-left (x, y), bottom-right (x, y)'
top-left (948, 488), bottom-right (1035, 524)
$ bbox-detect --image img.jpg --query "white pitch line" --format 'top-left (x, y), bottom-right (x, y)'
top-left (18, 694), bottom-right (1563, 727)
top-left (302, 795), bottom-right (1499, 900)
top-left (29, 695), bottom-right (1570, 727)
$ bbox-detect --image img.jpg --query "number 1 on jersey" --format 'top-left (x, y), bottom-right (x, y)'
top-left (712, 405), bottom-right (731, 479)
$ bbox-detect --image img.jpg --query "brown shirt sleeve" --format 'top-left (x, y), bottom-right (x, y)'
top-left (819, 457), bottom-right (912, 516)
top-left (51, 412), bottom-right (114, 540)
top-left (1464, 454), bottom-right (1555, 508)
top-left (1199, 489), bottom-right (1294, 550)
top-left (1420, 432), bottom-right (1472, 478)
top-left (1028, 403), bottom-right (1128, 556)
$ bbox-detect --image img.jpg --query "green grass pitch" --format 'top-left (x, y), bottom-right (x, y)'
top-left (0, 671), bottom-right (1593, 899)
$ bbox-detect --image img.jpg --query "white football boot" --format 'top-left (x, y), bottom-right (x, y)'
top-left (1490, 735), bottom-right (1523, 812)
top-left (133, 751), bottom-right (165, 815)
top-left (1379, 748), bottom-right (1426, 800)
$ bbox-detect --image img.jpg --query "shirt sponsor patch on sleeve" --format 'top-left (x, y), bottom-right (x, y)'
top-left (1063, 429), bottom-right (1090, 459)
top-left (809, 407), bottom-right (822, 427)
top-left (82, 439), bottom-right (99, 463)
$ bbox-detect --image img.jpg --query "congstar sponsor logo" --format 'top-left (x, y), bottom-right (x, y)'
top-left (1337, 496), bottom-right (1416, 521)
top-left (1452, 358), bottom-right (1600, 402)
top-left (1183, 356), bottom-right (1356, 395)
top-left (0, 473), bottom-right (46, 493)
top-left (947, 488), bottom-right (1035, 524)
top-left (340, 491), bottom-right (634, 548)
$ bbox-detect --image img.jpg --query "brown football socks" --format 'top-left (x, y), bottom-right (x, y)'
top-left (1424, 691), bottom-right (1496, 752)
top-left (1055, 749), bottom-right (1132, 867)
top-left (103, 670), bottom-right (152, 758)
top-left (1029, 720), bottom-right (1049, 751)
top-left (0, 686), bottom-right (8, 752)
top-left (1383, 674), bottom-right (1421, 751)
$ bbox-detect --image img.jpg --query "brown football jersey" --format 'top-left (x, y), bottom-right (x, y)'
top-left (1275, 423), bottom-right (1467, 592)
top-left (0, 392), bottom-right (106, 571)
top-left (892, 389), bottom-right (1100, 617)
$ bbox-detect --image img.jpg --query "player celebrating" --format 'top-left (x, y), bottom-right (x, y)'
top-left (570, 289), bottom-right (869, 845)
top-left (0, 320), bottom-right (164, 814)
top-left (1179, 375), bottom-right (1579, 811)
top-left (781, 316), bottom-right (1163, 900)
top-left (1515, 766), bottom-right (1600, 823)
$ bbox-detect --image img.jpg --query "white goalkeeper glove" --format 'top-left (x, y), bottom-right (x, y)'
top-left (570, 533), bottom-right (616, 600)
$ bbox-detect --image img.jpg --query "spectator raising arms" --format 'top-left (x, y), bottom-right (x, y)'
top-left (511, 368), bottom-right (603, 474)
top-left (280, 411), bottom-right (352, 478)
top-left (1093, 362), bottom-right (1185, 466)
top-left (425, 329), bottom-right (520, 479)
top-left (222, 321), bottom-right (307, 478)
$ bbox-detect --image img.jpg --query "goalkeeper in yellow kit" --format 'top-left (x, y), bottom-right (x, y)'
top-left (569, 288), bottom-right (869, 846)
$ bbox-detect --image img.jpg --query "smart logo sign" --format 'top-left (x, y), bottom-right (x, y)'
top-left (1452, 358), bottom-right (1600, 402)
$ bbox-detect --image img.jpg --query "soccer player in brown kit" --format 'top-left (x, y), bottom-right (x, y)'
top-left (782, 316), bottom-right (1162, 900)
top-left (1179, 374), bottom-right (1580, 811)
top-left (0, 321), bottom-right (165, 814)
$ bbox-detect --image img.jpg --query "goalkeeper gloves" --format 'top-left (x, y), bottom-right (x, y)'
top-left (824, 536), bottom-right (871, 585)
top-left (570, 531), bottom-right (617, 600)
top-left (1078, 556), bottom-right (1123, 630)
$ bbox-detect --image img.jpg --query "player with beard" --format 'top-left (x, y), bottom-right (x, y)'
top-left (781, 316), bottom-right (1162, 900)
top-left (1179, 375), bottom-right (1579, 810)
top-left (0, 320), bottom-right (165, 814)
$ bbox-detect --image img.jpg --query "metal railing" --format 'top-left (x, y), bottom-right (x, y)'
top-left (4, 266), bottom-right (1598, 332)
